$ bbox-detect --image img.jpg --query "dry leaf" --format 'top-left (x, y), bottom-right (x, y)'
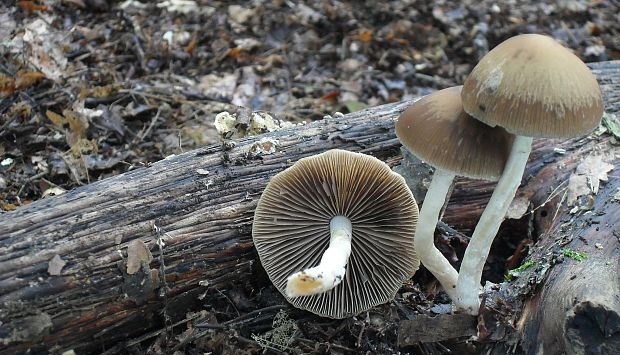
top-left (46, 110), bottom-right (67, 127)
top-left (506, 196), bottom-right (530, 219)
top-left (356, 29), bottom-right (374, 43)
top-left (22, 19), bottom-right (68, 81)
top-left (157, 0), bottom-right (199, 14)
top-left (46, 110), bottom-right (90, 154)
top-left (126, 240), bottom-right (153, 275)
top-left (42, 186), bottom-right (66, 198)
top-left (15, 70), bottom-right (46, 90)
top-left (1, 203), bottom-right (17, 211)
top-left (0, 75), bottom-right (16, 95)
top-left (228, 47), bottom-right (246, 59)
top-left (48, 255), bottom-right (67, 276)
top-left (567, 155), bottom-right (614, 205)
top-left (185, 36), bottom-right (198, 54)
top-left (575, 155), bottom-right (614, 194)
top-left (18, 1), bottom-right (49, 12)
top-left (197, 73), bottom-right (237, 101)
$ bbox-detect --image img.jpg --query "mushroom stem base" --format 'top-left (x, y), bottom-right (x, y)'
top-left (414, 169), bottom-right (460, 301)
top-left (285, 216), bottom-right (352, 297)
top-left (456, 135), bottom-right (534, 315)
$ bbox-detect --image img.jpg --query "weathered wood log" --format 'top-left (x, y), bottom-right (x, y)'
top-left (516, 176), bottom-right (620, 354)
top-left (509, 114), bottom-right (620, 352)
top-left (398, 314), bottom-right (477, 344)
top-left (0, 61), bottom-right (619, 354)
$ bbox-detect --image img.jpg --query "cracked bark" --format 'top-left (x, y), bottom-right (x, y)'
top-left (1, 61), bottom-right (619, 354)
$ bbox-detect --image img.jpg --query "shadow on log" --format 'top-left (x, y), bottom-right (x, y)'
top-left (0, 61), bottom-right (619, 354)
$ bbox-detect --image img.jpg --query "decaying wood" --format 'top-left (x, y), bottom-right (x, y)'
top-left (516, 177), bottom-right (620, 354)
top-left (398, 314), bottom-right (477, 345)
top-left (469, 128), bottom-right (620, 354)
top-left (0, 62), bottom-right (619, 354)
top-left (509, 143), bottom-right (620, 352)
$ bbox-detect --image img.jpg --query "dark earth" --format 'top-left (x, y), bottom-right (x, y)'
top-left (1, 0), bottom-right (619, 354)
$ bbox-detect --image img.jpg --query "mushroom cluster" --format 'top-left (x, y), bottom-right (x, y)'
top-left (395, 86), bottom-right (513, 301)
top-left (253, 149), bottom-right (420, 318)
top-left (251, 33), bottom-right (604, 320)
top-left (397, 33), bottom-right (604, 315)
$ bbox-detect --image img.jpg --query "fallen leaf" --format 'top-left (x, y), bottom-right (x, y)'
top-left (48, 255), bottom-right (66, 276)
top-left (197, 73), bottom-right (237, 101)
top-left (1, 203), bottom-right (17, 211)
top-left (228, 4), bottom-right (254, 24)
top-left (126, 239), bottom-right (153, 275)
top-left (18, 1), bottom-right (49, 12)
top-left (15, 70), bottom-right (46, 90)
top-left (567, 155), bottom-right (614, 205)
top-left (506, 196), bottom-right (530, 219)
top-left (575, 155), bottom-right (614, 194)
top-left (185, 36), bottom-right (198, 54)
top-left (228, 47), bottom-right (246, 59)
top-left (0, 75), bottom-right (16, 95)
top-left (42, 186), bottom-right (66, 198)
top-left (21, 19), bottom-right (68, 81)
top-left (344, 100), bottom-right (369, 113)
top-left (0, 12), bottom-right (17, 41)
top-left (602, 113), bottom-right (620, 139)
top-left (356, 29), bottom-right (374, 43)
top-left (46, 110), bottom-right (90, 154)
top-left (156, 0), bottom-right (199, 14)
top-left (321, 91), bottom-right (340, 101)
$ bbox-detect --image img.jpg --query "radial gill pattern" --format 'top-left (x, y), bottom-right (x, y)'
top-left (252, 149), bottom-right (419, 318)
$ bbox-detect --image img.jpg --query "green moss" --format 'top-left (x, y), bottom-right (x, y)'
top-left (561, 248), bottom-right (588, 261)
top-left (505, 260), bottom-right (536, 281)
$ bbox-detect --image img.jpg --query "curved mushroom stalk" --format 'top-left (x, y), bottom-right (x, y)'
top-left (414, 169), bottom-right (460, 300)
top-left (455, 135), bottom-right (533, 314)
top-left (286, 216), bottom-right (352, 297)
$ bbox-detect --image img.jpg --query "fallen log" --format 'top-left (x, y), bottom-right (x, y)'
top-left (509, 109), bottom-right (620, 352)
top-left (516, 176), bottom-right (620, 354)
top-left (0, 61), bottom-right (619, 354)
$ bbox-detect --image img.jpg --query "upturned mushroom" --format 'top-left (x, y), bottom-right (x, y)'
top-left (252, 149), bottom-right (420, 318)
top-left (395, 86), bottom-right (513, 301)
top-left (457, 33), bottom-right (604, 314)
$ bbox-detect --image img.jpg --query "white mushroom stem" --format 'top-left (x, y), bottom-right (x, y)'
top-left (456, 135), bottom-right (534, 315)
top-left (285, 216), bottom-right (352, 297)
top-left (414, 169), bottom-right (460, 301)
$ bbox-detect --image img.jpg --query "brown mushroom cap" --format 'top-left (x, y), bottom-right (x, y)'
top-left (395, 86), bottom-right (514, 181)
top-left (252, 149), bottom-right (419, 319)
top-left (461, 34), bottom-right (604, 138)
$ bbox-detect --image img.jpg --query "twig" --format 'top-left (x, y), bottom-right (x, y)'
top-left (16, 171), bottom-right (47, 197)
top-left (152, 222), bottom-right (171, 343)
top-left (195, 304), bottom-right (287, 329)
top-left (135, 106), bottom-right (162, 143)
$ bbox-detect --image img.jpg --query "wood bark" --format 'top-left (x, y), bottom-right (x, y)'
top-left (0, 61), bottom-right (619, 354)
top-left (516, 176), bottom-right (620, 354)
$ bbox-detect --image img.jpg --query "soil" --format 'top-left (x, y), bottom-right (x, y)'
top-left (1, 0), bottom-right (619, 354)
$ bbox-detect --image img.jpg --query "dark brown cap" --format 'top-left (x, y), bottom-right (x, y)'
top-left (395, 86), bottom-right (514, 181)
top-left (461, 34), bottom-right (604, 138)
top-left (252, 149), bottom-right (419, 318)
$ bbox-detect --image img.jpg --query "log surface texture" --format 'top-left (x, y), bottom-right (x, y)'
top-left (1, 61), bottom-right (619, 354)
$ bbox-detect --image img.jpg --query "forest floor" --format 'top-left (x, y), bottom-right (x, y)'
top-left (1, 0), bottom-right (619, 354)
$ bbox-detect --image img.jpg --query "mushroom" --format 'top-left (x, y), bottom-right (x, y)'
top-left (252, 149), bottom-right (419, 318)
top-left (395, 86), bottom-right (513, 301)
top-left (457, 33), bottom-right (604, 314)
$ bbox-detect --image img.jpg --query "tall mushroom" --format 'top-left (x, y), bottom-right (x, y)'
top-left (456, 33), bottom-right (604, 314)
top-left (252, 149), bottom-right (420, 318)
top-left (395, 86), bottom-right (513, 301)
